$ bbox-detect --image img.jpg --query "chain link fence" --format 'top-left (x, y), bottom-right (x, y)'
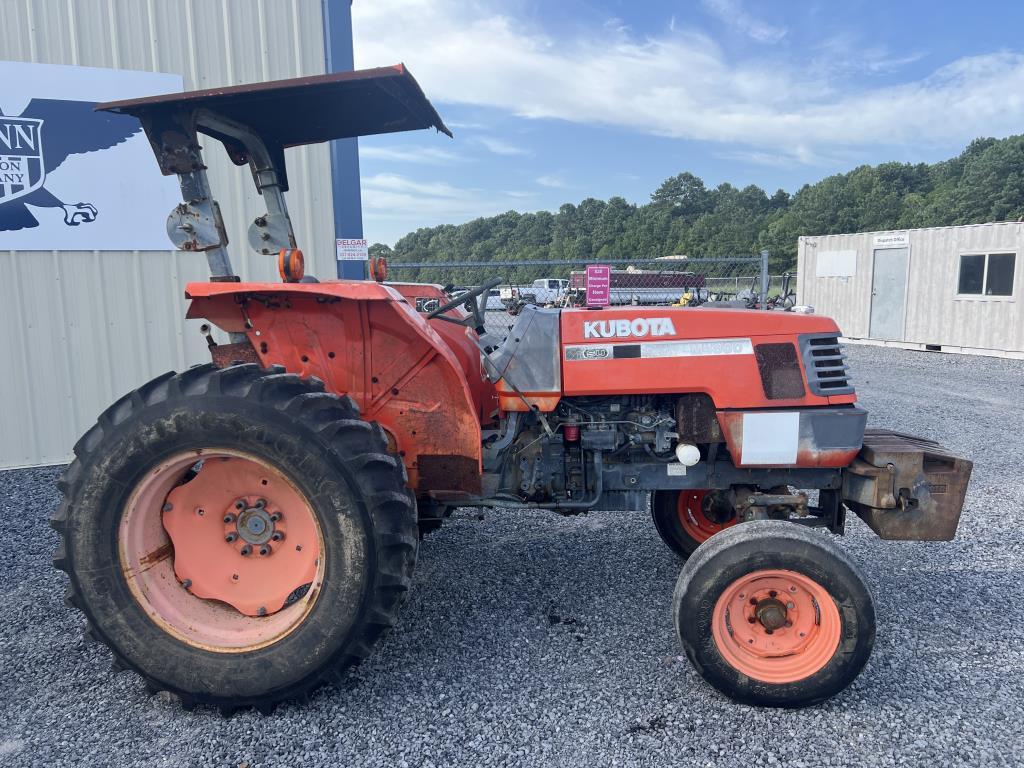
top-left (387, 252), bottom-right (796, 337)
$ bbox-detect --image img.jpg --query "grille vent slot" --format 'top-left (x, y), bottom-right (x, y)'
top-left (799, 333), bottom-right (854, 396)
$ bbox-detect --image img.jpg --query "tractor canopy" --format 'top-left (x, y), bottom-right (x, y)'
top-left (98, 64), bottom-right (450, 190)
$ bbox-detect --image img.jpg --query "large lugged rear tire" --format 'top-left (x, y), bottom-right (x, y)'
top-left (673, 521), bottom-right (875, 708)
top-left (52, 364), bottom-right (418, 714)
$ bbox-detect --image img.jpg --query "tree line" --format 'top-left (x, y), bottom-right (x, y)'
top-left (373, 135), bottom-right (1024, 284)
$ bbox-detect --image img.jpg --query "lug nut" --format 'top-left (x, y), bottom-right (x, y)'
top-left (269, 512), bottom-right (282, 522)
top-left (225, 532), bottom-right (238, 543)
top-left (182, 579), bottom-right (192, 590)
top-left (271, 531), bottom-right (284, 542)
top-left (235, 500), bottom-right (245, 510)
top-left (240, 545), bottom-right (252, 556)
top-left (257, 607), bottom-right (267, 617)
top-left (162, 503), bottom-right (173, 512)
top-left (223, 513), bottom-right (236, 524)
top-left (255, 498), bottom-right (267, 508)
top-left (259, 545), bottom-right (271, 556)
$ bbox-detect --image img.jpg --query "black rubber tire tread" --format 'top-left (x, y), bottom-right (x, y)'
top-left (52, 363), bottom-right (417, 715)
top-left (651, 490), bottom-right (702, 559)
top-left (673, 520), bottom-right (875, 708)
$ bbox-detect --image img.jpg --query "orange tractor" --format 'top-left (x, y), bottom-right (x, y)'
top-left (54, 66), bottom-right (972, 714)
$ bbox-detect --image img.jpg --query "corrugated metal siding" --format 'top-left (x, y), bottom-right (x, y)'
top-left (0, 0), bottom-right (335, 469)
top-left (798, 223), bottom-right (1024, 356)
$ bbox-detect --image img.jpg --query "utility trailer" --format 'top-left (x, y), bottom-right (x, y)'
top-left (53, 65), bottom-right (972, 715)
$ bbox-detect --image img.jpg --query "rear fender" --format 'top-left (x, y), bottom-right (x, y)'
top-left (186, 281), bottom-right (482, 496)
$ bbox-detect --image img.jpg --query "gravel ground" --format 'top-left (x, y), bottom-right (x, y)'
top-left (2, 344), bottom-right (1023, 767)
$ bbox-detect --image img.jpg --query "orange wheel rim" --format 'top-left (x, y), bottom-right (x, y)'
top-left (711, 568), bottom-right (841, 684)
top-left (119, 450), bottom-right (325, 653)
top-left (677, 491), bottom-right (737, 544)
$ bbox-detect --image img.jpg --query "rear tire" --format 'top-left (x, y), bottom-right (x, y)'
top-left (673, 521), bottom-right (875, 707)
top-left (53, 364), bottom-right (418, 714)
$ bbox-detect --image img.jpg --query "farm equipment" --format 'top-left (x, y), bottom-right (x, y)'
top-left (54, 66), bottom-right (973, 714)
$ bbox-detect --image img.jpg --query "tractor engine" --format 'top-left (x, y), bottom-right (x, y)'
top-left (499, 395), bottom-right (716, 511)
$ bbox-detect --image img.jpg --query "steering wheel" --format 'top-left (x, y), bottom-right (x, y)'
top-left (426, 277), bottom-right (503, 334)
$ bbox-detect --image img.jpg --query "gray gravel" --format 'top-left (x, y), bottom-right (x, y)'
top-left (2, 344), bottom-right (1023, 767)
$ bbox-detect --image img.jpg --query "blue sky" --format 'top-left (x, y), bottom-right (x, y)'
top-left (352, 0), bottom-right (1024, 244)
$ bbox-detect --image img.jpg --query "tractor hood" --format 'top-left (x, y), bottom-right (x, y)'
top-left (559, 306), bottom-right (841, 345)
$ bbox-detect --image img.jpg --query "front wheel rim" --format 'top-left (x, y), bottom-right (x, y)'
top-left (711, 568), bottom-right (842, 684)
top-left (118, 449), bottom-right (326, 653)
top-left (677, 491), bottom-right (736, 544)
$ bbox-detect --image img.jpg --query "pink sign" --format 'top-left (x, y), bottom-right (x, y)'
top-left (585, 264), bottom-right (611, 307)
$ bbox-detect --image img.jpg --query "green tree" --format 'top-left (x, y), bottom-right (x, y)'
top-left (386, 134), bottom-right (1024, 276)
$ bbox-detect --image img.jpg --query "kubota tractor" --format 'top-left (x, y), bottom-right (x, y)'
top-left (54, 66), bottom-right (973, 714)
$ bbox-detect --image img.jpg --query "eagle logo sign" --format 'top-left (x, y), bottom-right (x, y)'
top-left (0, 99), bottom-right (141, 231)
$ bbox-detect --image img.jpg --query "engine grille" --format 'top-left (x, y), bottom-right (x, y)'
top-left (799, 333), bottom-right (854, 396)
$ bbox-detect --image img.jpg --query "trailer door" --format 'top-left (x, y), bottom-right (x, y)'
top-left (869, 246), bottom-right (909, 340)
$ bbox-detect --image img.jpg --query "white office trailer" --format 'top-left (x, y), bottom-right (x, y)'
top-left (797, 222), bottom-right (1023, 360)
top-left (0, 0), bottom-right (362, 469)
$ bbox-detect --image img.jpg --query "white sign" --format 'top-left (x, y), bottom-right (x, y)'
top-left (0, 61), bottom-right (183, 251)
top-left (336, 238), bottom-right (368, 260)
top-left (741, 412), bottom-right (799, 465)
top-left (816, 250), bottom-right (857, 278)
top-left (872, 232), bottom-right (909, 249)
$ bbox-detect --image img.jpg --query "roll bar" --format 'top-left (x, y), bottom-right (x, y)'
top-left (97, 65), bottom-right (450, 280)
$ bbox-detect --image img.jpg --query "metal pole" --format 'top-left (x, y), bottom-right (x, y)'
top-left (322, 0), bottom-right (365, 280)
top-left (759, 249), bottom-right (769, 310)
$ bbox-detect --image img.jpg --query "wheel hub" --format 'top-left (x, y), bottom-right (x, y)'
top-left (160, 456), bottom-right (320, 617)
top-left (754, 597), bottom-right (788, 631)
top-left (712, 569), bottom-right (842, 684)
top-left (229, 499), bottom-right (279, 548)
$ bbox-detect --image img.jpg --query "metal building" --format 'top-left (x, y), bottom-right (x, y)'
top-left (0, 0), bottom-right (364, 469)
top-left (797, 222), bottom-right (1024, 360)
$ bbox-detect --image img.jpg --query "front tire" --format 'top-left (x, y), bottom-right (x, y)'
top-left (651, 489), bottom-right (737, 558)
top-left (673, 521), bottom-right (875, 707)
top-left (53, 364), bottom-right (418, 714)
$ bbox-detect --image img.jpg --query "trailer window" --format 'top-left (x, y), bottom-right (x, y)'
top-left (987, 253), bottom-right (1016, 296)
top-left (957, 252), bottom-right (1015, 297)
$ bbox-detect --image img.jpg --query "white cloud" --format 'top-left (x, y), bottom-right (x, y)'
top-left (360, 145), bottom-right (460, 164)
top-left (361, 172), bottom-right (541, 242)
top-left (715, 145), bottom-right (843, 167)
top-left (701, 0), bottom-right (787, 44)
top-left (447, 120), bottom-right (486, 130)
top-left (353, 1), bottom-right (1024, 159)
top-left (476, 136), bottom-right (530, 155)
top-left (812, 33), bottom-right (925, 76)
top-left (536, 174), bottom-right (569, 188)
